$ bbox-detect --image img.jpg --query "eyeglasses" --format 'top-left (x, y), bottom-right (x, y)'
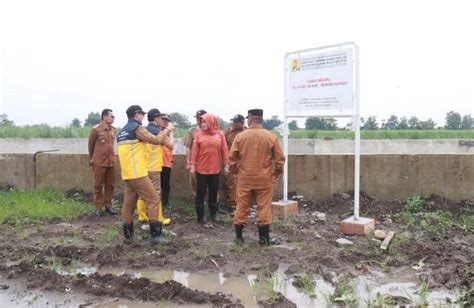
top-left (109, 115), bottom-right (115, 118)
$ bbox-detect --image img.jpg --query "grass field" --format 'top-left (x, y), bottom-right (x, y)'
top-left (1, 125), bottom-right (473, 139)
top-left (0, 188), bottom-right (93, 226)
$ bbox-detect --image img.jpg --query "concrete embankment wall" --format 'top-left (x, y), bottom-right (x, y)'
top-left (1, 138), bottom-right (474, 155)
top-left (1, 153), bottom-right (472, 201)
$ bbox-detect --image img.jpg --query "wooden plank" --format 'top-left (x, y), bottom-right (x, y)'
top-left (380, 231), bottom-right (395, 250)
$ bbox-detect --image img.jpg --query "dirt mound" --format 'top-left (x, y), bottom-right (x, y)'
top-left (4, 262), bottom-right (240, 306)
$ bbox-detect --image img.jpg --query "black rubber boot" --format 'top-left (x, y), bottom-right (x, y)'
top-left (123, 223), bottom-right (134, 244)
top-left (209, 203), bottom-right (219, 222)
top-left (195, 205), bottom-right (206, 224)
top-left (149, 222), bottom-right (170, 245)
top-left (234, 224), bottom-right (244, 244)
top-left (258, 225), bottom-right (280, 246)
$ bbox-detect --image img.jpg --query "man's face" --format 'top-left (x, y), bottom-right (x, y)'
top-left (104, 112), bottom-right (115, 125)
top-left (134, 112), bottom-right (145, 123)
top-left (160, 118), bottom-right (170, 128)
top-left (232, 121), bottom-right (243, 130)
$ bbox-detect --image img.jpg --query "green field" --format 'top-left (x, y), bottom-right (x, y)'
top-left (0, 125), bottom-right (473, 139)
top-left (0, 188), bottom-right (93, 226)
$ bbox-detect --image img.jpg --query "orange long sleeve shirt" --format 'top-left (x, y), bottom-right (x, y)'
top-left (228, 124), bottom-right (285, 189)
top-left (191, 131), bottom-right (229, 175)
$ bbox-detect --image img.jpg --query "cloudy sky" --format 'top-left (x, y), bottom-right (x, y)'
top-left (1, 0), bottom-right (473, 127)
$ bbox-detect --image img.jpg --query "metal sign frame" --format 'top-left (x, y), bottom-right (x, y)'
top-left (283, 42), bottom-right (361, 219)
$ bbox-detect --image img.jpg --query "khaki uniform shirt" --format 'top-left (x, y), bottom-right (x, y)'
top-left (182, 127), bottom-right (199, 149)
top-left (224, 127), bottom-right (245, 149)
top-left (229, 124), bottom-right (285, 189)
top-left (88, 122), bottom-right (116, 167)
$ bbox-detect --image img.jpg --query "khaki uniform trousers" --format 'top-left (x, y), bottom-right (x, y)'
top-left (222, 172), bottom-right (236, 207)
top-left (92, 166), bottom-right (115, 210)
top-left (136, 172), bottom-right (169, 224)
top-left (233, 184), bottom-right (273, 226)
top-left (122, 176), bottom-right (160, 224)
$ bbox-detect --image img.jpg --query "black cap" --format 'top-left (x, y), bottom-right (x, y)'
top-left (147, 108), bottom-right (161, 122)
top-left (126, 105), bottom-right (146, 117)
top-left (230, 114), bottom-right (245, 123)
top-left (247, 109), bottom-right (263, 117)
top-left (195, 109), bottom-right (207, 118)
top-left (160, 113), bottom-right (171, 121)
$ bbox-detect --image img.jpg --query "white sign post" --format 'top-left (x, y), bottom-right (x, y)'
top-left (284, 42), bottom-right (373, 234)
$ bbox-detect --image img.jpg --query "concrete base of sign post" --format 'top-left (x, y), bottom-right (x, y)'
top-left (340, 216), bottom-right (375, 235)
top-left (272, 200), bottom-right (298, 219)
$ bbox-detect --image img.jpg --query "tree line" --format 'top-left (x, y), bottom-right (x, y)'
top-left (1, 110), bottom-right (473, 131)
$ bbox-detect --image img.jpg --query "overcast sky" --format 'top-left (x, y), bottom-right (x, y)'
top-left (1, 0), bottom-right (473, 127)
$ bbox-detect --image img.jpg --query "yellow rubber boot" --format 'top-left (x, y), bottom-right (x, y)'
top-left (157, 201), bottom-right (171, 225)
top-left (137, 198), bottom-right (148, 223)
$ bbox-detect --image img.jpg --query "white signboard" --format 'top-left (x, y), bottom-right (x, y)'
top-left (287, 49), bottom-right (353, 115)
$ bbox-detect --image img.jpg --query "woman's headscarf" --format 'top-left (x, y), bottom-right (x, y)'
top-left (200, 113), bottom-right (220, 135)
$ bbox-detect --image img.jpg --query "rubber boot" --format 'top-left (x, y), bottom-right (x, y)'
top-left (209, 203), bottom-right (219, 222)
top-left (234, 224), bottom-right (244, 244)
top-left (157, 201), bottom-right (171, 225)
top-left (149, 222), bottom-right (170, 245)
top-left (195, 205), bottom-right (206, 224)
top-left (258, 225), bottom-right (280, 246)
top-left (123, 223), bottom-right (134, 244)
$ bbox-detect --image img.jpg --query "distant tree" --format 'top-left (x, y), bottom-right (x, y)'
top-left (362, 116), bottom-right (379, 130)
top-left (288, 120), bottom-right (299, 130)
top-left (0, 114), bottom-right (14, 127)
top-left (460, 114), bottom-right (473, 129)
top-left (419, 118), bottom-right (436, 130)
top-left (305, 117), bottom-right (338, 130)
top-left (216, 116), bottom-right (229, 129)
top-left (408, 116), bottom-right (420, 129)
top-left (262, 115), bottom-right (283, 130)
top-left (398, 117), bottom-right (409, 130)
top-left (169, 112), bottom-right (191, 129)
top-left (383, 115), bottom-right (399, 130)
top-left (71, 118), bottom-right (82, 128)
top-left (445, 111), bottom-right (461, 130)
top-left (84, 112), bottom-right (101, 127)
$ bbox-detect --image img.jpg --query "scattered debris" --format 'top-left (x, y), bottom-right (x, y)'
top-left (380, 231), bottom-right (395, 250)
top-left (311, 211), bottom-right (326, 221)
top-left (0, 284), bottom-right (9, 290)
top-left (412, 260), bottom-right (425, 271)
top-left (336, 238), bottom-right (354, 245)
top-left (371, 238), bottom-right (382, 245)
top-left (374, 230), bottom-right (387, 239)
top-left (314, 232), bottom-right (322, 239)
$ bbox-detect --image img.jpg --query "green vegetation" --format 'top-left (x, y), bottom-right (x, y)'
top-left (251, 274), bottom-right (279, 305)
top-left (397, 195), bottom-right (473, 234)
top-left (0, 125), bottom-right (189, 138)
top-left (299, 272), bottom-right (317, 298)
top-left (0, 188), bottom-right (93, 226)
top-left (288, 129), bottom-right (474, 139)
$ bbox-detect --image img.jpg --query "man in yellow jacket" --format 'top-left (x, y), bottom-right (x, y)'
top-left (137, 108), bottom-right (172, 229)
top-left (117, 105), bottom-right (175, 244)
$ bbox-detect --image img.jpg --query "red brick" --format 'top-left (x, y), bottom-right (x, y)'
top-left (340, 216), bottom-right (375, 235)
top-left (272, 200), bottom-right (299, 219)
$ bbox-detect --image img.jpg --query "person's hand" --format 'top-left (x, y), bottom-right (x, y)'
top-left (167, 122), bottom-right (175, 131)
top-left (89, 160), bottom-right (93, 166)
top-left (224, 165), bottom-right (230, 174)
top-left (271, 174), bottom-right (280, 185)
top-left (190, 165), bottom-right (196, 174)
top-left (186, 162), bottom-right (191, 170)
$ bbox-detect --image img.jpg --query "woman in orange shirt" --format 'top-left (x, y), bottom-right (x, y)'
top-left (190, 113), bottom-right (229, 223)
top-left (160, 113), bottom-right (174, 210)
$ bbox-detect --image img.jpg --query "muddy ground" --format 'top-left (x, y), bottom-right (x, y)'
top-left (0, 191), bottom-right (472, 306)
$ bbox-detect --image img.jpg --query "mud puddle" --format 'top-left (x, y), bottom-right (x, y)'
top-left (98, 264), bottom-right (459, 307)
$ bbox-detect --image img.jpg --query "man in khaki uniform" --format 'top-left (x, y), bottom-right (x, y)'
top-left (182, 109), bottom-right (206, 198)
top-left (88, 108), bottom-right (117, 217)
top-left (222, 114), bottom-right (245, 210)
top-left (229, 109), bottom-right (285, 245)
top-left (118, 105), bottom-right (175, 245)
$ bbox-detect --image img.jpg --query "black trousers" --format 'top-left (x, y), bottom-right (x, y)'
top-left (195, 173), bottom-right (220, 205)
top-left (160, 166), bottom-right (171, 205)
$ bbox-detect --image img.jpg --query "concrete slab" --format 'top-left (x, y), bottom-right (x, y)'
top-left (340, 216), bottom-right (375, 235)
top-left (272, 200), bottom-right (298, 219)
